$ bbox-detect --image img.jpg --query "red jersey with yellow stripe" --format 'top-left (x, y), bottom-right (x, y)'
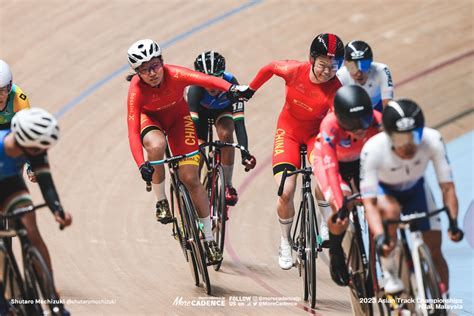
top-left (127, 64), bottom-right (232, 167)
top-left (249, 60), bottom-right (342, 173)
top-left (249, 60), bottom-right (341, 122)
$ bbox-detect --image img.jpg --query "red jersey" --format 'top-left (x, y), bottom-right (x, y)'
top-left (127, 64), bottom-right (232, 166)
top-left (249, 60), bottom-right (341, 122)
top-left (315, 111), bottom-right (382, 208)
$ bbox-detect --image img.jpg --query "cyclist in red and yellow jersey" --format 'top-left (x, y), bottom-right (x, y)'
top-left (246, 33), bottom-right (345, 269)
top-left (126, 39), bottom-right (252, 263)
top-left (0, 60), bottom-right (30, 130)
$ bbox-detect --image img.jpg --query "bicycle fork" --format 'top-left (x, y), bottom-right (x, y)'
top-left (410, 231), bottom-right (428, 314)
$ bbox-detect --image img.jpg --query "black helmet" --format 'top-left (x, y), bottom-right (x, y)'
top-left (194, 51), bottom-right (226, 76)
top-left (334, 85), bottom-right (374, 130)
top-left (310, 33), bottom-right (345, 60)
top-left (382, 99), bottom-right (425, 134)
top-left (345, 40), bottom-right (373, 61)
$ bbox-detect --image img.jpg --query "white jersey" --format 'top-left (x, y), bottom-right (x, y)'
top-left (337, 61), bottom-right (394, 109)
top-left (360, 128), bottom-right (453, 197)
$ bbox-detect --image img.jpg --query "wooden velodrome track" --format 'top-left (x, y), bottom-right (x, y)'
top-left (1, 1), bottom-right (473, 315)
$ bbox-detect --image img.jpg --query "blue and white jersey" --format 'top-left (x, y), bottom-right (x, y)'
top-left (0, 130), bottom-right (26, 181)
top-left (337, 61), bottom-right (394, 112)
top-left (360, 127), bottom-right (453, 197)
top-left (199, 72), bottom-right (236, 109)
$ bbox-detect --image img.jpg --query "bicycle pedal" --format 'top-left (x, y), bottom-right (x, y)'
top-left (158, 216), bottom-right (175, 225)
top-left (206, 258), bottom-right (223, 266)
top-left (320, 240), bottom-right (330, 249)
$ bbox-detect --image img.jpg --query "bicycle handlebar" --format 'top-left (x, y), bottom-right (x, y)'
top-left (331, 193), bottom-right (362, 223)
top-left (145, 150), bottom-right (200, 192)
top-left (277, 167), bottom-right (313, 197)
top-left (382, 206), bottom-right (464, 245)
top-left (0, 203), bottom-right (48, 220)
top-left (199, 141), bottom-right (251, 158)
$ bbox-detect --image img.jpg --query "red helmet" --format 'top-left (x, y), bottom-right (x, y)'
top-left (310, 33), bottom-right (344, 59)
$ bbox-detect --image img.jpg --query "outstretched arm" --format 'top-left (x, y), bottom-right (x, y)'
top-left (28, 153), bottom-right (72, 228)
top-left (249, 60), bottom-right (291, 91)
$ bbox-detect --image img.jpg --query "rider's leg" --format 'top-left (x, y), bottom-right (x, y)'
top-left (142, 128), bottom-right (170, 222)
top-left (179, 162), bottom-right (222, 263)
top-left (216, 115), bottom-right (235, 172)
top-left (216, 114), bottom-right (238, 206)
top-left (311, 144), bottom-right (343, 244)
top-left (271, 118), bottom-right (301, 269)
top-left (142, 129), bottom-right (167, 193)
top-left (377, 194), bottom-right (404, 294)
top-left (423, 230), bottom-right (449, 292)
top-left (274, 168), bottom-right (297, 270)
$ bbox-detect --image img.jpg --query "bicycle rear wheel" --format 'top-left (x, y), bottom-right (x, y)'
top-left (170, 183), bottom-right (200, 286)
top-left (24, 247), bottom-right (64, 316)
top-left (304, 192), bottom-right (317, 308)
top-left (417, 244), bottom-right (446, 316)
top-left (179, 184), bottom-right (211, 294)
top-left (210, 165), bottom-right (226, 271)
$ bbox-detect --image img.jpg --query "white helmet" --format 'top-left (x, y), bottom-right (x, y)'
top-left (0, 59), bottom-right (13, 90)
top-left (11, 108), bottom-right (60, 150)
top-left (127, 39), bottom-right (162, 70)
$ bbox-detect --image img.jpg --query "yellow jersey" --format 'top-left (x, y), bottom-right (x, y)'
top-left (0, 84), bottom-right (30, 129)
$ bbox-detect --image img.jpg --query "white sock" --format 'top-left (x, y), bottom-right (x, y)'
top-left (278, 216), bottom-right (293, 243)
top-left (317, 200), bottom-right (332, 222)
top-left (281, 236), bottom-right (290, 246)
top-left (152, 181), bottom-right (167, 201)
top-left (199, 215), bottom-right (213, 241)
top-left (222, 164), bottom-right (233, 186)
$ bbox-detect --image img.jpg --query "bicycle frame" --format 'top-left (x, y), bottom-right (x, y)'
top-left (148, 147), bottom-right (211, 294)
top-left (278, 144), bottom-right (321, 308)
top-left (0, 204), bottom-right (63, 315)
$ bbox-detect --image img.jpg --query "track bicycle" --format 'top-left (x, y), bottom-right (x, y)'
top-left (198, 117), bottom-right (253, 271)
top-left (0, 204), bottom-right (66, 316)
top-left (333, 193), bottom-right (387, 316)
top-left (146, 149), bottom-right (212, 294)
top-left (379, 207), bottom-right (463, 316)
top-left (278, 144), bottom-right (324, 309)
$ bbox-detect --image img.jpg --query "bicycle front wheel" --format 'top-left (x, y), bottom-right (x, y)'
top-left (344, 222), bottom-right (374, 316)
top-left (304, 192), bottom-right (317, 308)
top-left (23, 247), bottom-right (64, 316)
top-left (417, 244), bottom-right (446, 316)
top-left (179, 184), bottom-right (211, 294)
top-left (210, 165), bottom-right (226, 271)
top-left (2, 245), bottom-right (31, 316)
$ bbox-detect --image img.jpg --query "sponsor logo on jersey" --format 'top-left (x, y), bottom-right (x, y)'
top-left (322, 154), bottom-right (335, 169)
top-left (384, 67), bottom-right (393, 87)
top-left (292, 99), bottom-right (313, 112)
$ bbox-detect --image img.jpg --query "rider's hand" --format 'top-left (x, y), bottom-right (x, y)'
top-left (227, 85), bottom-right (255, 102)
top-left (374, 234), bottom-right (395, 257)
top-left (242, 154), bottom-right (257, 172)
top-left (55, 211), bottom-right (72, 228)
top-left (27, 168), bottom-right (37, 183)
top-left (448, 229), bottom-right (463, 242)
top-left (139, 161), bottom-right (154, 182)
